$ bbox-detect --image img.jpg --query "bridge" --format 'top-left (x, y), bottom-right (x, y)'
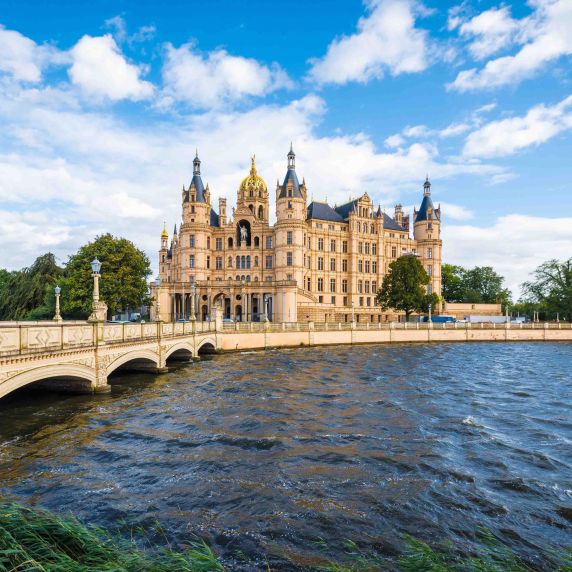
top-left (1, 312), bottom-right (571, 401)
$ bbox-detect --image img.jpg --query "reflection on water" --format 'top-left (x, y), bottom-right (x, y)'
top-left (0, 342), bottom-right (571, 570)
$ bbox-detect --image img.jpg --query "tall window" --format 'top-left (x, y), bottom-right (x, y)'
top-left (330, 258), bottom-right (336, 271)
top-left (372, 243), bottom-right (377, 255)
top-left (307, 255), bottom-right (311, 269)
top-left (236, 255), bottom-right (240, 269)
top-left (246, 256), bottom-right (251, 269)
top-left (207, 237), bottom-right (211, 249)
top-left (427, 265), bottom-right (432, 276)
top-left (287, 252), bottom-right (293, 266)
top-left (307, 236), bottom-right (311, 249)
top-left (190, 255), bottom-right (195, 268)
top-left (342, 279), bottom-right (348, 293)
top-left (358, 280), bottom-right (363, 293)
top-left (266, 236), bottom-right (273, 249)
top-left (428, 248), bottom-right (433, 259)
top-left (318, 238), bottom-right (324, 251)
top-left (391, 246), bottom-right (397, 258)
top-left (307, 277), bottom-right (311, 290)
top-left (372, 281), bottom-right (377, 293)
top-left (365, 242), bottom-right (370, 254)
top-left (358, 260), bottom-right (363, 273)
top-left (216, 257), bottom-right (222, 270)
top-left (330, 278), bottom-right (336, 292)
top-left (287, 231), bottom-right (293, 245)
top-left (216, 238), bottom-right (222, 251)
top-left (206, 256), bottom-right (211, 269)
top-left (365, 260), bottom-right (370, 273)
top-left (189, 235), bottom-right (195, 248)
top-left (254, 256), bottom-right (259, 267)
top-left (365, 281), bottom-right (370, 293)
top-left (330, 239), bottom-right (336, 252)
top-left (228, 256), bottom-right (232, 267)
top-left (265, 255), bottom-right (273, 269)
top-left (318, 257), bottom-right (324, 270)
top-left (342, 259), bottom-right (348, 272)
top-left (342, 241), bottom-right (348, 253)
top-left (358, 242), bottom-right (363, 254)
top-left (317, 278), bottom-right (324, 292)
top-left (372, 261), bottom-right (377, 273)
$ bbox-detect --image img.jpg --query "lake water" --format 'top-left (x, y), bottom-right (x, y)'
top-left (0, 342), bottom-right (571, 570)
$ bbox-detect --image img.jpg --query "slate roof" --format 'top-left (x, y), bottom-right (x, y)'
top-left (279, 168), bottom-right (303, 199)
top-left (306, 201), bottom-right (344, 222)
top-left (334, 199), bottom-right (358, 220)
top-left (185, 173), bottom-right (206, 203)
top-left (210, 208), bottom-right (219, 227)
top-left (383, 212), bottom-right (405, 231)
top-left (415, 194), bottom-right (438, 222)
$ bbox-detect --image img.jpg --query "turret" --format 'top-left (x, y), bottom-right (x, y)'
top-left (276, 144), bottom-right (307, 221)
top-left (219, 197), bottom-right (227, 226)
top-left (413, 176), bottom-right (442, 297)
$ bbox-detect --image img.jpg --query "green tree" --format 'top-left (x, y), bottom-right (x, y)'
top-left (521, 258), bottom-right (572, 321)
top-left (0, 254), bottom-right (63, 321)
top-left (61, 234), bottom-right (152, 319)
top-left (377, 255), bottom-right (433, 320)
top-left (462, 266), bottom-right (511, 307)
top-left (441, 264), bottom-right (465, 302)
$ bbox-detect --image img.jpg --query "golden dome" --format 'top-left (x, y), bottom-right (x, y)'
top-left (239, 155), bottom-right (267, 196)
top-left (161, 221), bottom-right (168, 239)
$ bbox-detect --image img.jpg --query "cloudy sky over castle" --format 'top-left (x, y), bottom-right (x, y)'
top-left (0, 0), bottom-right (570, 294)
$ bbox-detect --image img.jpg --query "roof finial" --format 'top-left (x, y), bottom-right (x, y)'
top-left (423, 174), bottom-right (431, 196)
top-left (250, 154), bottom-right (256, 175)
top-left (290, 141), bottom-right (293, 153)
top-left (287, 143), bottom-right (295, 169)
top-left (193, 149), bottom-right (201, 175)
top-left (161, 221), bottom-right (168, 239)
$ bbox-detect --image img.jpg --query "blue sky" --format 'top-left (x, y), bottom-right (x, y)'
top-left (0, 0), bottom-right (571, 294)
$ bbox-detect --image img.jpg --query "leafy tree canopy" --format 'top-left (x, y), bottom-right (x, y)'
top-left (377, 255), bottom-right (434, 320)
top-left (442, 263), bottom-right (511, 307)
top-left (61, 234), bottom-right (152, 319)
top-left (0, 254), bottom-right (63, 321)
top-left (521, 258), bottom-right (572, 321)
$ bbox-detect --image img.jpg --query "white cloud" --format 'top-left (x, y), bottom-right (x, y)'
top-left (384, 133), bottom-right (405, 148)
top-left (450, 0), bottom-right (572, 91)
top-left (69, 34), bottom-right (154, 101)
top-left (459, 6), bottom-right (518, 60)
top-left (0, 25), bottom-right (64, 82)
top-left (439, 202), bottom-right (474, 221)
top-left (104, 15), bottom-right (156, 45)
top-left (444, 214), bottom-right (572, 296)
top-left (160, 42), bottom-right (292, 109)
top-left (463, 94), bottom-right (572, 158)
top-left (307, 0), bottom-right (428, 85)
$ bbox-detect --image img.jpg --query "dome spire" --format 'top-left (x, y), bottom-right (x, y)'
top-left (423, 175), bottom-right (431, 196)
top-left (193, 150), bottom-right (201, 175)
top-left (161, 221), bottom-right (168, 239)
top-left (287, 143), bottom-right (295, 169)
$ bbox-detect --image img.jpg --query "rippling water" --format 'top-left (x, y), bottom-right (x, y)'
top-left (0, 342), bottom-right (571, 570)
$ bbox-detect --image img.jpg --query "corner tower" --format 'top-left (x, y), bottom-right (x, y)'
top-left (413, 177), bottom-right (442, 297)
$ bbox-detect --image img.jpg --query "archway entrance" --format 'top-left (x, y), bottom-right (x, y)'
top-left (235, 304), bottom-right (243, 322)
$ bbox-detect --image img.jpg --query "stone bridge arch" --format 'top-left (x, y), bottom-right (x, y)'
top-left (197, 337), bottom-right (217, 355)
top-left (106, 349), bottom-right (161, 377)
top-left (165, 341), bottom-right (194, 363)
top-left (0, 363), bottom-right (96, 400)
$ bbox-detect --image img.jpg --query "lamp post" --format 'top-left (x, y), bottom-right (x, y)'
top-left (428, 303), bottom-right (432, 323)
top-left (351, 300), bottom-right (355, 324)
top-left (88, 258), bottom-right (107, 322)
top-left (53, 285), bottom-right (62, 322)
top-left (155, 276), bottom-right (161, 321)
top-left (190, 280), bottom-right (196, 321)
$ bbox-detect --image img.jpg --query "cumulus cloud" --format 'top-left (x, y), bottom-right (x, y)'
top-left (69, 34), bottom-right (154, 101)
top-left (463, 94), bottom-right (572, 158)
top-left (0, 25), bottom-right (65, 82)
top-left (449, 0), bottom-right (572, 91)
top-left (444, 214), bottom-right (572, 296)
top-left (307, 0), bottom-right (428, 85)
top-left (160, 42), bottom-right (292, 109)
top-left (458, 6), bottom-right (518, 60)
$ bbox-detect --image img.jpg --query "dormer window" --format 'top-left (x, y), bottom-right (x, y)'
top-left (288, 188), bottom-right (292, 197)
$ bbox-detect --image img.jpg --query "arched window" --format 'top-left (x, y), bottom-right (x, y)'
top-left (228, 256), bottom-right (232, 267)
top-left (241, 255), bottom-right (246, 269)
top-left (236, 255), bottom-right (240, 269)
top-left (246, 275), bottom-right (251, 282)
top-left (254, 256), bottom-right (259, 267)
top-left (236, 275), bottom-right (240, 281)
top-left (254, 236), bottom-right (260, 247)
top-left (249, 189), bottom-right (253, 197)
top-left (249, 204), bottom-right (254, 214)
top-left (258, 205), bottom-right (264, 219)
top-left (228, 237), bottom-right (233, 248)
top-left (246, 256), bottom-right (251, 269)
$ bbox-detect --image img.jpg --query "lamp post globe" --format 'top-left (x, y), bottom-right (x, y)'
top-left (88, 257), bottom-right (107, 322)
top-left (91, 258), bottom-right (102, 275)
top-left (154, 276), bottom-right (161, 321)
top-left (53, 285), bottom-right (62, 322)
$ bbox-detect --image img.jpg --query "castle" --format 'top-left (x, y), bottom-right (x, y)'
top-left (153, 146), bottom-right (442, 323)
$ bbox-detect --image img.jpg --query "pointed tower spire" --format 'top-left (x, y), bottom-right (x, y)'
top-left (173, 223), bottom-right (178, 236)
top-left (287, 143), bottom-right (295, 169)
top-left (193, 150), bottom-right (201, 175)
top-left (423, 175), bottom-right (431, 196)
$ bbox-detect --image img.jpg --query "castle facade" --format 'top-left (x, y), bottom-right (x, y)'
top-left (153, 147), bottom-right (442, 323)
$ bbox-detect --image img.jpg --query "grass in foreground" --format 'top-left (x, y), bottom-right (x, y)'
top-left (1, 501), bottom-right (571, 571)
top-left (0, 501), bottom-right (223, 572)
